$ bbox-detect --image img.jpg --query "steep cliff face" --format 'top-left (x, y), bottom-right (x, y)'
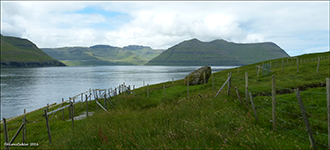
top-left (145, 39), bottom-right (290, 66)
top-left (1, 35), bottom-right (66, 67)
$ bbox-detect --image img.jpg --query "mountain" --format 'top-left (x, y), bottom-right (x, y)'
top-left (1, 35), bottom-right (66, 67)
top-left (41, 45), bottom-right (164, 66)
top-left (145, 39), bottom-right (290, 66)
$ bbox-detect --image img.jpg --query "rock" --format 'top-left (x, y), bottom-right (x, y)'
top-left (184, 66), bottom-right (212, 85)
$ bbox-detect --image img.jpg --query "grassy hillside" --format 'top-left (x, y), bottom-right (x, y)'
top-left (145, 38), bottom-right (289, 66)
top-left (1, 51), bottom-right (329, 149)
top-left (1, 35), bottom-right (65, 67)
top-left (42, 45), bottom-right (164, 66)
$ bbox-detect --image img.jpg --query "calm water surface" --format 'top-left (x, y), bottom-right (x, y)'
top-left (1, 66), bottom-right (235, 119)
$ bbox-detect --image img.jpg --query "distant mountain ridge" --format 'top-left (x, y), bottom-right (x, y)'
top-left (0, 35), bottom-right (66, 67)
top-left (145, 38), bottom-right (290, 66)
top-left (41, 45), bottom-right (164, 66)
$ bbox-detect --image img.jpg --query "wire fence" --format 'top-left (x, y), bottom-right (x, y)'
top-left (232, 71), bottom-right (329, 148)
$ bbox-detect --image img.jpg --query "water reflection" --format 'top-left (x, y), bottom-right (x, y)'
top-left (0, 66), bottom-right (236, 118)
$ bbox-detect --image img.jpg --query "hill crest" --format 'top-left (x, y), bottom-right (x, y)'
top-left (145, 38), bottom-right (289, 66)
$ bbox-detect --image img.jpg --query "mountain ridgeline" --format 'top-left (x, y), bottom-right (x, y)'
top-left (145, 39), bottom-right (290, 66)
top-left (41, 45), bottom-right (164, 66)
top-left (1, 35), bottom-right (66, 67)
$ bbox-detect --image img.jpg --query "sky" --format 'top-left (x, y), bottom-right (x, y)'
top-left (1, 1), bottom-right (329, 56)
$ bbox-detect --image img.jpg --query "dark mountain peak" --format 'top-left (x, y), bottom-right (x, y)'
top-left (90, 45), bottom-right (116, 49)
top-left (185, 38), bottom-right (202, 43)
top-left (210, 39), bottom-right (229, 44)
top-left (123, 45), bottom-right (151, 51)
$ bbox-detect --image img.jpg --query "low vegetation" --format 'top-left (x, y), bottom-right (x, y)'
top-left (1, 51), bottom-right (329, 149)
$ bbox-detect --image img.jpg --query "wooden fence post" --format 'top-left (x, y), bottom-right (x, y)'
top-left (147, 84), bottom-right (149, 98)
top-left (316, 57), bottom-right (320, 73)
top-left (62, 98), bottom-right (64, 121)
top-left (81, 93), bottom-right (83, 109)
top-left (69, 98), bottom-right (72, 119)
top-left (44, 109), bottom-right (52, 144)
top-left (256, 66), bottom-right (258, 75)
top-left (282, 59), bottom-right (284, 73)
top-left (245, 72), bottom-right (249, 107)
top-left (133, 85), bottom-right (135, 95)
top-left (295, 89), bottom-right (317, 149)
top-left (96, 97), bottom-right (99, 113)
top-left (235, 86), bottom-right (242, 104)
top-left (22, 109), bottom-right (27, 143)
top-left (104, 94), bottom-right (107, 110)
top-left (249, 92), bottom-right (258, 122)
top-left (297, 57), bottom-right (299, 73)
top-left (73, 98), bottom-right (75, 118)
top-left (70, 102), bottom-right (74, 128)
top-left (214, 77), bottom-right (231, 98)
top-left (3, 118), bottom-right (9, 150)
top-left (327, 78), bottom-right (330, 149)
top-left (143, 81), bottom-right (145, 92)
top-left (187, 77), bottom-right (189, 99)
top-left (227, 72), bottom-right (232, 96)
top-left (85, 95), bottom-right (88, 117)
top-left (212, 73), bottom-right (214, 92)
top-left (272, 75), bottom-right (276, 131)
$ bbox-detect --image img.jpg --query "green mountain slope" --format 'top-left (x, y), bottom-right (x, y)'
top-left (0, 35), bottom-right (66, 67)
top-left (145, 39), bottom-right (290, 66)
top-left (42, 45), bottom-right (164, 66)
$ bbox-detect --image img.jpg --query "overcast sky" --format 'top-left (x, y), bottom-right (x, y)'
top-left (1, 1), bottom-right (329, 56)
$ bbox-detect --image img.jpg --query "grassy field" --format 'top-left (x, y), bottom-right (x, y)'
top-left (1, 51), bottom-right (329, 149)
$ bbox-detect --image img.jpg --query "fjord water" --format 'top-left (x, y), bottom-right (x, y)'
top-left (1, 66), bottom-right (235, 119)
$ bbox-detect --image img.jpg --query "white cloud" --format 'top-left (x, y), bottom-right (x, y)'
top-left (1, 1), bottom-right (329, 56)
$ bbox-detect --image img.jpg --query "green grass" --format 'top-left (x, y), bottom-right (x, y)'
top-left (1, 51), bottom-right (329, 149)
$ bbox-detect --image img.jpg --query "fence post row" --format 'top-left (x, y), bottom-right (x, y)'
top-left (295, 89), bottom-right (317, 149)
